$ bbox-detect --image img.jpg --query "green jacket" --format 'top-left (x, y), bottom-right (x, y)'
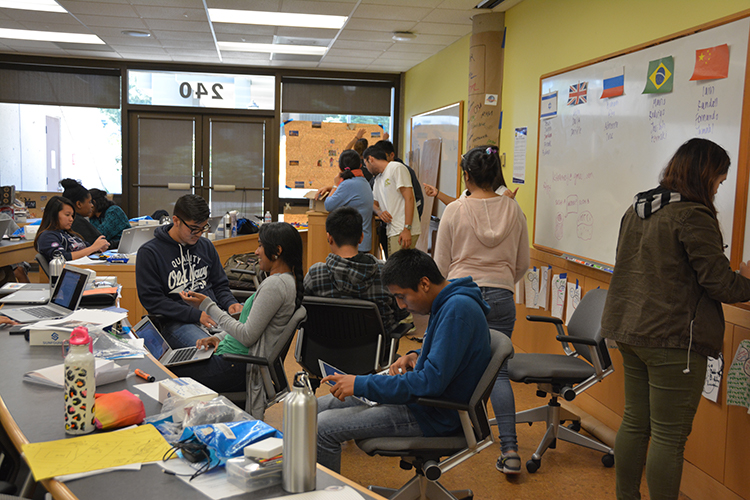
top-left (602, 199), bottom-right (750, 358)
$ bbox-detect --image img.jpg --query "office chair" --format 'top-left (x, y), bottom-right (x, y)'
top-left (506, 288), bottom-right (615, 473)
top-left (220, 306), bottom-right (307, 418)
top-left (356, 330), bottom-right (513, 500)
top-left (224, 254), bottom-right (266, 302)
top-left (34, 253), bottom-right (49, 279)
top-left (294, 296), bottom-right (411, 382)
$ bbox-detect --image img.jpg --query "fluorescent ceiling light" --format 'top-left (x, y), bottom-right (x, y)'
top-left (218, 41), bottom-right (327, 56)
top-left (0, 0), bottom-right (66, 13)
top-left (208, 9), bottom-right (347, 30)
top-left (0, 28), bottom-right (104, 44)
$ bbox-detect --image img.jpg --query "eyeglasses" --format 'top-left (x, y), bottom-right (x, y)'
top-left (176, 215), bottom-right (210, 235)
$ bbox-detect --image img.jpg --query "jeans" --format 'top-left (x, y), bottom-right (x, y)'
top-left (316, 394), bottom-right (423, 474)
top-left (615, 342), bottom-right (707, 500)
top-left (160, 320), bottom-right (208, 349)
top-left (482, 287), bottom-right (518, 454)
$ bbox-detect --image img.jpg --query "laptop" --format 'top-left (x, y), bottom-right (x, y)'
top-left (0, 284), bottom-right (51, 305)
top-left (0, 219), bottom-right (11, 239)
top-left (117, 225), bottom-right (157, 254)
top-left (132, 316), bottom-right (214, 367)
top-left (1, 266), bottom-right (89, 323)
top-left (206, 216), bottom-right (224, 234)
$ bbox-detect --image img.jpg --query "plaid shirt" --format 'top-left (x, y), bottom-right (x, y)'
top-left (304, 252), bottom-right (408, 334)
top-left (90, 205), bottom-right (131, 246)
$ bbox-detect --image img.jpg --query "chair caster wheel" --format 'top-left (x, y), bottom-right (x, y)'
top-left (526, 459), bottom-right (540, 473)
top-left (602, 454), bottom-right (615, 468)
top-left (567, 421), bottom-right (581, 432)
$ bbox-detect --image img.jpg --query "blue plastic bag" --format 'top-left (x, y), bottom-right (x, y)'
top-left (179, 420), bottom-right (282, 461)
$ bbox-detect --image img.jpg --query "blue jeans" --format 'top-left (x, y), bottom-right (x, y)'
top-left (317, 394), bottom-right (423, 474)
top-left (160, 320), bottom-right (208, 349)
top-left (615, 343), bottom-right (707, 500)
top-left (482, 287), bottom-right (518, 454)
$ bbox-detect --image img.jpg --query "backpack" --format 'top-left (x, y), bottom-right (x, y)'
top-left (236, 218), bottom-right (259, 235)
top-left (223, 252), bottom-right (264, 291)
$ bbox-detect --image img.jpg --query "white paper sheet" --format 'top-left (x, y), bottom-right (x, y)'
top-left (551, 274), bottom-right (567, 319)
top-left (702, 354), bottom-right (723, 402)
top-left (565, 282), bottom-right (582, 325)
top-left (524, 268), bottom-right (539, 309)
top-left (538, 266), bottom-right (550, 310)
top-left (513, 127), bottom-right (527, 184)
top-left (515, 279), bottom-right (524, 305)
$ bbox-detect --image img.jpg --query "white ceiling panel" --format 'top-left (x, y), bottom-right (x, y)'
top-left (0, 0), bottom-right (517, 72)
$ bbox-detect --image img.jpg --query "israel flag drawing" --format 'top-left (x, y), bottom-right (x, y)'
top-left (540, 91), bottom-right (558, 119)
top-left (567, 82), bottom-right (587, 105)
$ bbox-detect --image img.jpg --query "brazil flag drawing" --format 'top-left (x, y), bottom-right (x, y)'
top-left (643, 56), bottom-right (674, 94)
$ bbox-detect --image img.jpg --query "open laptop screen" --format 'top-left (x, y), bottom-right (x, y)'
top-left (50, 267), bottom-right (88, 310)
top-left (134, 319), bottom-right (169, 360)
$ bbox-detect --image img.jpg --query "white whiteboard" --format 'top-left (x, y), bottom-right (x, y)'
top-left (534, 17), bottom-right (750, 266)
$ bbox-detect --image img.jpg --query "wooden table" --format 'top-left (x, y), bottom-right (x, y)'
top-left (0, 239), bottom-right (35, 267)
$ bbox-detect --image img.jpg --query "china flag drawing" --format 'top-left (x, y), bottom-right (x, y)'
top-left (567, 82), bottom-right (587, 105)
top-left (643, 56), bottom-right (674, 94)
top-left (690, 43), bottom-right (729, 81)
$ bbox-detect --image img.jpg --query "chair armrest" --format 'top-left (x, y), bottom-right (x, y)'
top-left (414, 397), bottom-right (470, 412)
top-left (388, 322), bottom-right (413, 340)
top-left (526, 315), bottom-right (563, 325)
top-left (220, 353), bottom-right (269, 366)
top-left (556, 335), bottom-right (597, 346)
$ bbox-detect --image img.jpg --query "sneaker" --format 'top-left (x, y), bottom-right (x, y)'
top-left (496, 451), bottom-right (521, 474)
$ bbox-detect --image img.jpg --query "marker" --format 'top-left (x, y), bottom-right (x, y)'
top-left (134, 368), bottom-right (155, 382)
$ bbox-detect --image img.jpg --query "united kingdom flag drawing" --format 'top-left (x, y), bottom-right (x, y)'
top-left (567, 82), bottom-right (588, 106)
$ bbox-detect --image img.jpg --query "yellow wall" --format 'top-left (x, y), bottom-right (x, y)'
top-left (404, 0), bottom-right (750, 227)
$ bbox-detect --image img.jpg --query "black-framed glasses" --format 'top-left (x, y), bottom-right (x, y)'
top-left (176, 215), bottom-right (210, 235)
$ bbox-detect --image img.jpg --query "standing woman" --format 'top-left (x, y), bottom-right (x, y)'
top-left (60, 178), bottom-right (105, 245)
top-left (316, 150), bottom-right (374, 252)
top-left (177, 222), bottom-right (304, 420)
top-left (602, 138), bottom-right (750, 500)
top-left (89, 188), bottom-right (131, 248)
top-left (433, 145), bottom-right (529, 475)
top-left (35, 196), bottom-right (110, 261)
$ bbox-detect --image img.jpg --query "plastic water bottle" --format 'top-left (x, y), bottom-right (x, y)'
top-left (282, 372), bottom-right (317, 493)
top-left (49, 251), bottom-right (65, 289)
top-left (264, 211), bottom-right (272, 225)
top-left (64, 327), bottom-right (96, 435)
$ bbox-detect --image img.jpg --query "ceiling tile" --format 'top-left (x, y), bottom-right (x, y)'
top-left (412, 21), bottom-right (471, 36)
top-left (221, 52), bottom-right (273, 61)
top-left (132, 6), bottom-right (207, 21)
top-left (206, 0), bottom-right (281, 10)
top-left (0, 10), bottom-right (76, 23)
top-left (150, 29), bottom-right (214, 41)
top-left (331, 39), bottom-right (393, 51)
top-left (360, 0), bottom-right (443, 7)
top-left (0, 20), bottom-right (24, 29)
top-left (344, 18), bottom-right (417, 32)
top-left (170, 54), bottom-right (221, 63)
top-left (318, 62), bottom-right (373, 70)
top-left (75, 15), bottom-right (148, 29)
top-left (337, 29), bottom-right (394, 42)
top-left (421, 9), bottom-right (472, 24)
top-left (280, 0), bottom-right (354, 16)
top-left (61, 1), bottom-right (139, 17)
top-left (321, 55), bottom-right (377, 64)
top-left (142, 19), bottom-right (210, 32)
top-left (351, 4), bottom-right (432, 21)
top-left (376, 51), bottom-right (428, 61)
top-left (164, 48), bottom-right (219, 57)
top-left (159, 39), bottom-right (219, 49)
top-left (212, 24), bottom-right (277, 36)
top-left (437, 0), bottom-right (486, 8)
top-left (274, 26), bottom-right (339, 39)
top-left (118, 52), bottom-right (173, 61)
top-left (399, 33), bottom-right (460, 45)
top-left (92, 26), bottom-right (153, 38)
top-left (215, 34), bottom-right (275, 44)
top-left (387, 42), bottom-right (443, 53)
top-left (326, 48), bottom-right (384, 58)
top-left (19, 22), bottom-right (90, 32)
top-left (269, 59), bottom-right (319, 67)
top-left (128, 0), bottom-right (205, 6)
top-left (98, 36), bottom-right (162, 47)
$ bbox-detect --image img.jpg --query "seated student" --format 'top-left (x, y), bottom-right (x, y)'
top-left (60, 178), bottom-right (106, 246)
top-left (35, 195), bottom-right (110, 262)
top-left (88, 188), bottom-right (131, 248)
top-left (175, 222), bottom-right (304, 420)
top-left (317, 249), bottom-right (491, 473)
top-left (304, 206), bottom-right (407, 336)
top-left (135, 194), bottom-right (242, 347)
top-left (315, 151), bottom-right (374, 252)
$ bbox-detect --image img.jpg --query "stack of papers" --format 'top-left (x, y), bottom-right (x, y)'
top-left (23, 359), bottom-right (129, 388)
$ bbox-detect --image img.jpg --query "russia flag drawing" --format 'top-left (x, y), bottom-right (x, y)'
top-left (601, 68), bottom-right (624, 98)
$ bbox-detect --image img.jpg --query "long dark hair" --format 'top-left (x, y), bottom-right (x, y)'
top-left (660, 138), bottom-right (730, 217)
top-left (60, 178), bottom-right (90, 207)
top-left (461, 145), bottom-right (506, 191)
top-left (258, 222), bottom-right (304, 308)
top-left (338, 150), bottom-right (362, 181)
top-left (34, 196), bottom-right (81, 250)
top-left (89, 188), bottom-right (114, 216)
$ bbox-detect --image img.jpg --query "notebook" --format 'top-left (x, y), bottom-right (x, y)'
top-left (1, 267), bottom-right (89, 323)
top-left (117, 225), bottom-right (157, 254)
top-left (132, 316), bottom-right (214, 367)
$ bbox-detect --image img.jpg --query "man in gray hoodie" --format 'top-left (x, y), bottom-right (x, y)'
top-left (303, 207), bottom-right (407, 336)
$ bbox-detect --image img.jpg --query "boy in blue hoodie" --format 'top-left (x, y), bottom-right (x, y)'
top-left (135, 194), bottom-right (242, 347)
top-left (317, 248), bottom-right (491, 473)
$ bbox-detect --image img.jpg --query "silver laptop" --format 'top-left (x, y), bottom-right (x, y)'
top-left (117, 225), bottom-right (157, 254)
top-left (1, 267), bottom-right (89, 323)
top-left (0, 219), bottom-right (11, 238)
top-left (206, 216), bottom-right (224, 234)
top-left (133, 316), bottom-right (214, 367)
top-left (0, 284), bottom-right (51, 305)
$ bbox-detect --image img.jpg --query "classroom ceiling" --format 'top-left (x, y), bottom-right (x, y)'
top-left (0, 0), bottom-right (522, 73)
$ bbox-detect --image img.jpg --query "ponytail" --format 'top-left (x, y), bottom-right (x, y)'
top-left (338, 150), bottom-right (362, 182)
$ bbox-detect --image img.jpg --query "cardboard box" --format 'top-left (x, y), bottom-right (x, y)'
top-left (158, 377), bottom-right (218, 404)
top-left (27, 328), bottom-right (70, 346)
top-left (303, 191), bottom-right (328, 212)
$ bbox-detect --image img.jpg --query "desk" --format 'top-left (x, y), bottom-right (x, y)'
top-left (0, 331), bottom-right (384, 500)
top-left (0, 239), bottom-right (35, 267)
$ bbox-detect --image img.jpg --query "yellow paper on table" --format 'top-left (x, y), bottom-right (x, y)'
top-left (22, 425), bottom-right (172, 481)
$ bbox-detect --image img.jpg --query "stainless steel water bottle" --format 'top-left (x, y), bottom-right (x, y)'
top-left (282, 371), bottom-right (317, 493)
top-left (49, 250), bottom-right (65, 288)
top-left (64, 327), bottom-right (96, 435)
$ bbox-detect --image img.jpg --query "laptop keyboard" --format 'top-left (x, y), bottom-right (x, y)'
top-left (170, 347), bottom-right (197, 363)
top-left (26, 307), bottom-right (60, 319)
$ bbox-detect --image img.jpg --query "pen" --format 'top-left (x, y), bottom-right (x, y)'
top-left (134, 368), bottom-right (155, 382)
